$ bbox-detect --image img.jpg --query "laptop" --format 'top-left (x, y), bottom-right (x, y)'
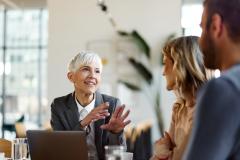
top-left (26, 130), bottom-right (88, 160)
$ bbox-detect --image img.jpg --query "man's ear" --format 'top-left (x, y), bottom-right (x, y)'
top-left (210, 13), bottom-right (224, 39)
top-left (67, 72), bottom-right (75, 83)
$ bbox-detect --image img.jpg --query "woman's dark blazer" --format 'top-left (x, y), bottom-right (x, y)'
top-left (50, 91), bottom-right (126, 160)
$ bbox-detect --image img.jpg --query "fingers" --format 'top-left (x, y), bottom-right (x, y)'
top-left (97, 103), bottom-right (110, 117)
top-left (112, 104), bottom-right (125, 118)
top-left (164, 131), bottom-right (176, 148)
top-left (87, 115), bottom-right (104, 123)
top-left (93, 112), bottom-right (109, 120)
top-left (90, 102), bottom-right (110, 119)
top-left (100, 114), bottom-right (131, 132)
top-left (98, 102), bottom-right (110, 110)
top-left (116, 105), bottom-right (125, 118)
top-left (150, 155), bottom-right (159, 160)
top-left (98, 109), bottom-right (110, 116)
top-left (100, 124), bottom-right (109, 130)
top-left (120, 109), bottom-right (130, 121)
top-left (94, 102), bottom-right (109, 113)
top-left (123, 120), bottom-right (131, 127)
top-left (112, 105), bottom-right (121, 118)
top-left (89, 103), bottom-right (131, 131)
top-left (154, 131), bottom-right (174, 149)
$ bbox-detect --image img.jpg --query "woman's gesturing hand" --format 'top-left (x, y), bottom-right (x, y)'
top-left (100, 104), bottom-right (131, 133)
top-left (80, 102), bottom-right (110, 127)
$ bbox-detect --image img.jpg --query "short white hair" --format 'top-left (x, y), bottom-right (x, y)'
top-left (68, 51), bottom-right (102, 72)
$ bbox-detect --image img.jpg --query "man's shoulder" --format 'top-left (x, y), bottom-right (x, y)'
top-left (203, 66), bottom-right (240, 95)
top-left (201, 77), bottom-right (228, 94)
top-left (221, 65), bottom-right (240, 92)
top-left (197, 66), bottom-right (240, 112)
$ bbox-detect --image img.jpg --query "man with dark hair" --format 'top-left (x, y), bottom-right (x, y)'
top-left (184, 0), bottom-right (240, 159)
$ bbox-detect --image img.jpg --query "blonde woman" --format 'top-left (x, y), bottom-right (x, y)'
top-left (151, 36), bottom-right (212, 160)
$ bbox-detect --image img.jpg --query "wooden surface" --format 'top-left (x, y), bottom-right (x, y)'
top-left (0, 138), bottom-right (12, 158)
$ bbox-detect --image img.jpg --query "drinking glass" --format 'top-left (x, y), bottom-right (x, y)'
top-left (0, 152), bottom-right (4, 160)
top-left (12, 138), bottom-right (29, 160)
top-left (104, 145), bottom-right (126, 160)
top-left (120, 152), bottom-right (133, 160)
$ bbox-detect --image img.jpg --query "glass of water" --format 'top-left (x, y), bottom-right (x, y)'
top-left (120, 152), bottom-right (133, 160)
top-left (12, 138), bottom-right (29, 160)
top-left (104, 145), bottom-right (126, 160)
top-left (0, 152), bottom-right (4, 160)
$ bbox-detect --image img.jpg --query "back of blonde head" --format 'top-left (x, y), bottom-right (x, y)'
top-left (162, 36), bottom-right (212, 100)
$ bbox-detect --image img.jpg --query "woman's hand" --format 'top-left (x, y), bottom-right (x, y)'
top-left (80, 102), bottom-right (110, 127)
top-left (100, 104), bottom-right (131, 134)
top-left (152, 131), bottom-right (174, 160)
top-left (150, 155), bottom-right (169, 160)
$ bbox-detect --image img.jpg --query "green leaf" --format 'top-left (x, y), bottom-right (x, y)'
top-left (117, 30), bottom-right (130, 36)
top-left (131, 30), bottom-right (150, 59)
top-left (155, 91), bottom-right (164, 137)
top-left (128, 57), bottom-right (153, 85)
top-left (118, 80), bottom-right (141, 91)
top-left (155, 105), bottom-right (164, 137)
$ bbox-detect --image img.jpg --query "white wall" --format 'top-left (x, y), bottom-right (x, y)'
top-left (48, 0), bottom-right (181, 140)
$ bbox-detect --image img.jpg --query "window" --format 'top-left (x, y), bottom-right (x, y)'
top-left (0, 9), bottom-right (48, 138)
top-left (181, 4), bottom-right (203, 36)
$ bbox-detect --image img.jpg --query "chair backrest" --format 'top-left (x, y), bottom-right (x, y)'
top-left (0, 138), bottom-right (12, 158)
top-left (15, 122), bottom-right (27, 138)
top-left (124, 120), bottom-right (153, 160)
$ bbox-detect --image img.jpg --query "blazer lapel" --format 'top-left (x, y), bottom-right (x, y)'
top-left (94, 92), bottom-right (105, 155)
top-left (65, 92), bottom-right (80, 130)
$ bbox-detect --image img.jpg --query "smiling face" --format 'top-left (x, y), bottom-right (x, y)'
top-left (162, 55), bottom-right (176, 91)
top-left (68, 60), bottom-right (102, 95)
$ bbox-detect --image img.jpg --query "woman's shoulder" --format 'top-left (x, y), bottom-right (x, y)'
top-left (97, 92), bottom-right (121, 108)
top-left (53, 93), bottom-right (73, 101)
top-left (100, 93), bottom-right (119, 102)
top-left (51, 93), bottom-right (73, 107)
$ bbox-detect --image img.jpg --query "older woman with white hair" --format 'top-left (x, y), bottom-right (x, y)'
top-left (50, 51), bottom-right (131, 160)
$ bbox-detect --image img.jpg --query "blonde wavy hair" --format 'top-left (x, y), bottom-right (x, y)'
top-left (162, 36), bottom-right (212, 101)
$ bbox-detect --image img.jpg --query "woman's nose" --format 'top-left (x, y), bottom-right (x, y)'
top-left (89, 70), bottom-right (96, 78)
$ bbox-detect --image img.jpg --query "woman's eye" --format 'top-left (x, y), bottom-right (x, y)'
top-left (95, 70), bottom-right (100, 73)
top-left (82, 67), bottom-right (89, 71)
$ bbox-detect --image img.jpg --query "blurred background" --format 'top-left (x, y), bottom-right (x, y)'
top-left (0, 0), bottom-right (205, 147)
